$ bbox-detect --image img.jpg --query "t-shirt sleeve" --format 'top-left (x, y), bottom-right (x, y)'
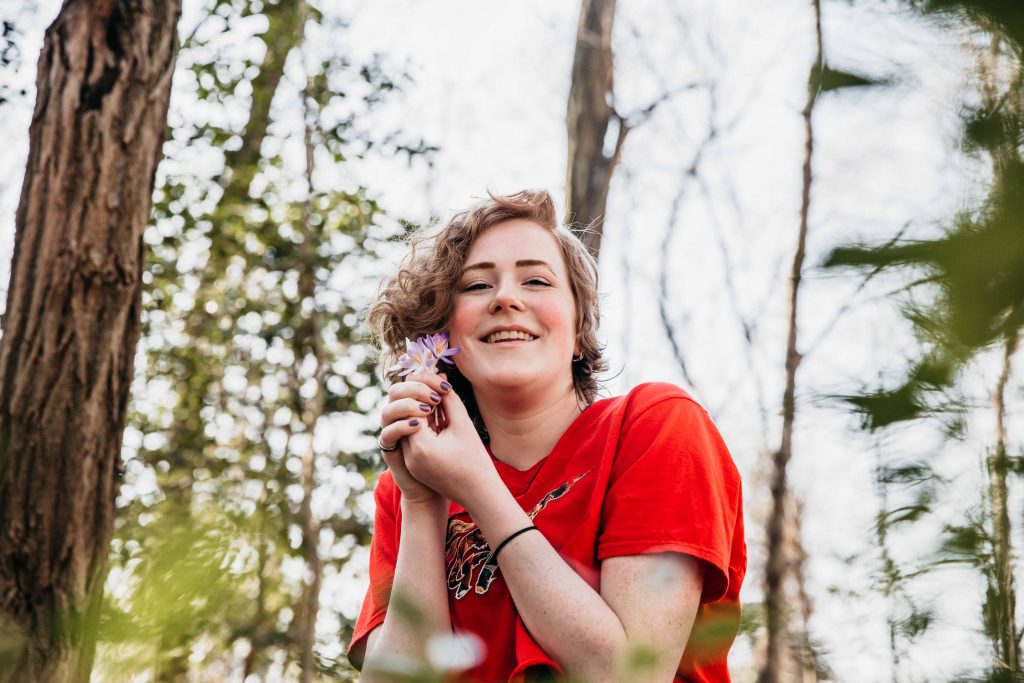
top-left (598, 384), bottom-right (742, 603)
top-left (347, 472), bottom-right (400, 670)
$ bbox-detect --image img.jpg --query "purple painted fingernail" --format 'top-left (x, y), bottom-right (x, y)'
top-left (440, 381), bottom-right (452, 391)
top-left (409, 419), bottom-right (419, 426)
top-left (419, 403), bottom-right (431, 412)
top-left (430, 392), bottom-right (442, 403)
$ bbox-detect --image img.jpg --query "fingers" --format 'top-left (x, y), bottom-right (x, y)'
top-left (399, 370), bottom-right (451, 396)
top-left (381, 397), bottom-right (437, 428)
top-left (378, 416), bottom-right (424, 452)
top-left (386, 378), bottom-right (446, 409)
top-left (382, 374), bottom-right (453, 444)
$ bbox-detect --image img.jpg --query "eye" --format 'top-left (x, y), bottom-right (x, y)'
top-left (463, 282), bottom-right (490, 292)
top-left (526, 278), bottom-right (551, 286)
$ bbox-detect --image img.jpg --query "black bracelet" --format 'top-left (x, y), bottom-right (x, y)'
top-left (484, 525), bottom-right (538, 567)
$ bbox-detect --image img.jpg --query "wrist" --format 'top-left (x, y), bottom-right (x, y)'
top-left (461, 473), bottom-right (530, 540)
top-left (400, 495), bottom-right (450, 518)
top-left (456, 463), bottom-right (504, 512)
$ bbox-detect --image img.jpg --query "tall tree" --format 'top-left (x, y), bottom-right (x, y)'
top-left (758, 0), bottom-right (890, 678)
top-left (758, 2), bottom-right (822, 679)
top-left (565, 0), bottom-right (621, 256)
top-left (0, 1), bottom-right (182, 681)
top-left (977, 27), bottom-right (1020, 677)
top-left (294, 61), bottom-right (325, 683)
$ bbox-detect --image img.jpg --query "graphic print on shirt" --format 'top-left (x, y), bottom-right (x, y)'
top-left (445, 469), bottom-right (592, 599)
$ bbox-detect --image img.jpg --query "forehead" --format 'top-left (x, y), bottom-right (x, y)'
top-left (465, 219), bottom-right (567, 272)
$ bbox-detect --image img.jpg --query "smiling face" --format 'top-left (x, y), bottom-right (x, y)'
top-left (450, 218), bottom-right (578, 397)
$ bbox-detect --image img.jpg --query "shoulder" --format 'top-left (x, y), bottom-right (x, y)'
top-left (614, 383), bottom-right (737, 477)
top-left (621, 381), bottom-right (707, 423)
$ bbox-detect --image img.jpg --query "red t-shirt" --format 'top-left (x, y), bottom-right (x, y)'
top-left (349, 382), bottom-right (746, 682)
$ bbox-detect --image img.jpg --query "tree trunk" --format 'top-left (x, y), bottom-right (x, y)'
top-left (759, 1), bottom-right (821, 681)
top-left (988, 331), bottom-right (1019, 673)
top-left (218, 0), bottom-right (307, 212)
top-left (977, 29), bottom-right (1021, 677)
top-left (0, 1), bottom-right (182, 681)
top-left (295, 67), bottom-right (326, 683)
top-left (565, 0), bottom-right (624, 258)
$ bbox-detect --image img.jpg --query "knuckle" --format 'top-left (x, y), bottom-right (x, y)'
top-left (379, 404), bottom-right (397, 426)
top-left (414, 373), bottom-right (439, 388)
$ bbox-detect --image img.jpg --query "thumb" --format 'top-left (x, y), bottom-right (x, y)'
top-left (439, 382), bottom-right (472, 424)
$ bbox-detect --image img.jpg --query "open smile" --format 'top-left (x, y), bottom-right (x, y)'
top-left (481, 330), bottom-right (539, 344)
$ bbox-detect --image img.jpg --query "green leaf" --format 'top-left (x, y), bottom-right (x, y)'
top-left (819, 65), bottom-right (888, 93)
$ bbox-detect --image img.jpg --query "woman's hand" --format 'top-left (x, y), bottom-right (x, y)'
top-left (378, 373), bottom-right (450, 504)
top-left (401, 382), bottom-right (498, 509)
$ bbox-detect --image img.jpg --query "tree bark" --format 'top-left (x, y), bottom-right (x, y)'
top-left (0, 1), bottom-right (182, 681)
top-left (759, 1), bottom-right (821, 681)
top-left (565, 0), bottom-right (623, 258)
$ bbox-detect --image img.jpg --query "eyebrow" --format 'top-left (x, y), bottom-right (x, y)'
top-left (462, 259), bottom-right (556, 275)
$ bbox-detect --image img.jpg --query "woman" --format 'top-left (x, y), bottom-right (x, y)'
top-left (348, 190), bottom-right (745, 683)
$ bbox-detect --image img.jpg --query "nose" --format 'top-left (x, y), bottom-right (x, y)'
top-left (488, 280), bottom-right (525, 314)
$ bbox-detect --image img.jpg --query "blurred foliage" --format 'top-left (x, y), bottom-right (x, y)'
top-left (827, 2), bottom-right (1024, 680)
top-left (817, 64), bottom-right (890, 93)
top-left (825, 1), bottom-right (1024, 429)
top-left (871, 451), bottom-right (942, 675)
top-left (94, 0), bottom-right (432, 679)
top-left (0, 10), bottom-right (29, 109)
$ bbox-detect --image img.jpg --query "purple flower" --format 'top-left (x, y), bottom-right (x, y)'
top-left (391, 338), bottom-right (439, 376)
top-left (390, 332), bottom-right (461, 378)
top-left (423, 332), bottom-right (460, 366)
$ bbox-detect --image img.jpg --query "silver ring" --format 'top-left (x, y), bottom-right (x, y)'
top-left (378, 435), bottom-right (399, 452)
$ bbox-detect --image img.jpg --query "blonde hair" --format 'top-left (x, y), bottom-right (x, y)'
top-left (367, 190), bottom-right (606, 434)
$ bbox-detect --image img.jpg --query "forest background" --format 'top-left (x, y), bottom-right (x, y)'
top-left (0, 0), bottom-right (1022, 681)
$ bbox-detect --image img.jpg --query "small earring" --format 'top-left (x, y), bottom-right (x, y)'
top-left (572, 352), bottom-right (584, 362)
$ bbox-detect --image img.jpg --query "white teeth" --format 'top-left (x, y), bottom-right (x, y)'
top-left (485, 330), bottom-right (537, 343)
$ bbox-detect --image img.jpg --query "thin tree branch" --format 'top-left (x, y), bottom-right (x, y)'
top-left (760, 0), bottom-right (822, 680)
top-left (803, 222), bottom-right (913, 359)
top-left (657, 121), bottom-right (720, 392)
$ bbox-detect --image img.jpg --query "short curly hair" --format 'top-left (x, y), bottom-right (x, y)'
top-left (367, 190), bottom-right (606, 434)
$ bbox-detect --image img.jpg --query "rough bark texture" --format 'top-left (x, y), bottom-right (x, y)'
top-left (0, 1), bottom-right (182, 681)
top-left (565, 0), bottom-right (624, 258)
top-left (758, 1), bottom-right (821, 681)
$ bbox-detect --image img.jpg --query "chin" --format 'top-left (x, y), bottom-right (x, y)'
top-left (465, 366), bottom-right (542, 392)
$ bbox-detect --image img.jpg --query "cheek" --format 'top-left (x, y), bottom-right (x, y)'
top-left (536, 300), bottom-right (577, 346)
top-left (449, 302), bottom-right (476, 346)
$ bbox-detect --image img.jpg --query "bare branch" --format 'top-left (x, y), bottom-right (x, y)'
top-left (657, 117), bottom-right (719, 393)
top-left (803, 222), bottom-right (912, 358)
top-left (760, 0), bottom-right (822, 680)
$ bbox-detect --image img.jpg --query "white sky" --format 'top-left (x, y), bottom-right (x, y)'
top-left (2, 0), bottom-right (1020, 680)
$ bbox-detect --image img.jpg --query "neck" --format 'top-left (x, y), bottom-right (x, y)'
top-left (475, 382), bottom-right (582, 471)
